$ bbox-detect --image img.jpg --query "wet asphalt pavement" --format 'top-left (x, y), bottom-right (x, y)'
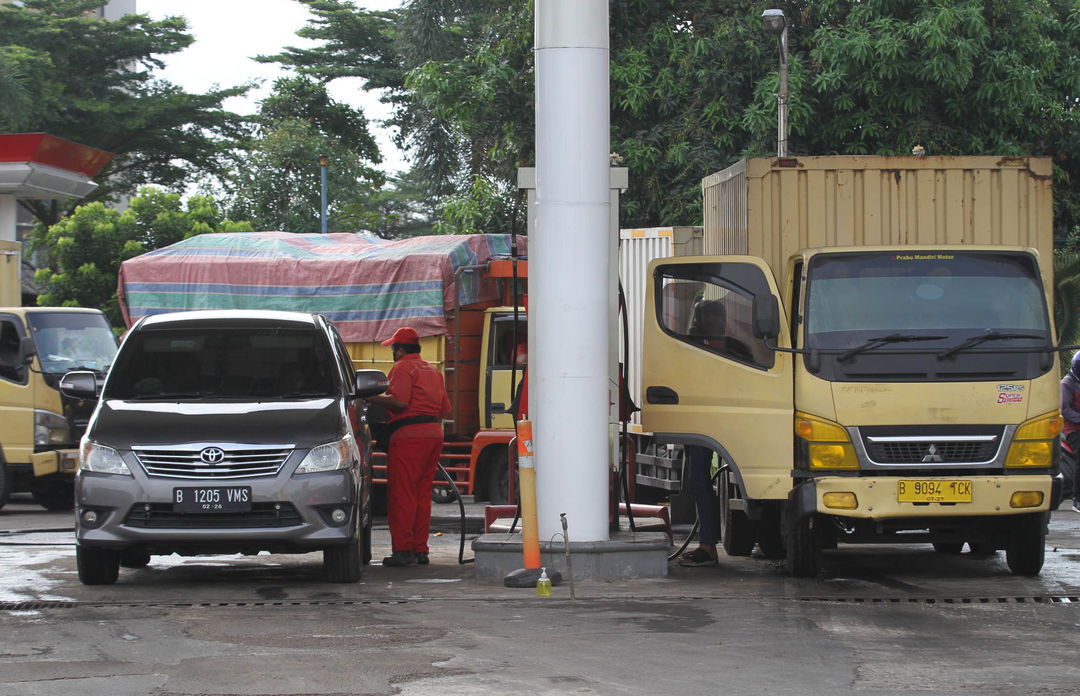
top-left (2, 495), bottom-right (1080, 695)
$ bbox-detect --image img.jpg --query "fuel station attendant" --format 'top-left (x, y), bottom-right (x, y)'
top-left (368, 327), bottom-right (452, 567)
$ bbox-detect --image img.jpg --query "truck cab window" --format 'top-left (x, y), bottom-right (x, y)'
top-left (655, 263), bottom-right (775, 369)
top-left (0, 319), bottom-right (26, 383)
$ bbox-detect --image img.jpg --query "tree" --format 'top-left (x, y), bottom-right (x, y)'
top-left (0, 0), bottom-right (252, 228)
top-left (31, 188), bottom-right (252, 327)
top-left (219, 76), bottom-right (386, 234)
top-left (270, 0), bottom-right (1080, 240)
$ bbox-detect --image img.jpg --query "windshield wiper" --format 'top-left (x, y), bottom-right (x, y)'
top-left (837, 334), bottom-right (947, 363)
top-left (937, 331), bottom-right (1046, 360)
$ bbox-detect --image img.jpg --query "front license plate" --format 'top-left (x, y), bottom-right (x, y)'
top-left (173, 486), bottom-right (252, 513)
top-left (897, 479), bottom-right (972, 503)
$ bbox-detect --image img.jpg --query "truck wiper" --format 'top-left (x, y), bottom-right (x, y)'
top-left (937, 331), bottom-right (1046, 360)
top-left (837, 334), bottom-right (947, 363)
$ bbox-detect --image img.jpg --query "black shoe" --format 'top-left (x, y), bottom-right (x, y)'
top-left (382, 551), bottom-right (415, 567)
top-left (415, 552), bottom-right (429, 565)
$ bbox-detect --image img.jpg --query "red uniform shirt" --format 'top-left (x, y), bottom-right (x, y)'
top-left (385, 353), bottom-right (451, 424)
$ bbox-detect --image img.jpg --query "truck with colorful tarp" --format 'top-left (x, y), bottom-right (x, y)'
top-left (118, 232), bottom-right (526, 503)
top-left (641, 155), bottom-right (1063, 576)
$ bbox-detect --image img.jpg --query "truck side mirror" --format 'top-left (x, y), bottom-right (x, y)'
top-left (752, 294), bottom-right (781, 339)
top-left (354, 369), bottom-right (389, 399)
top-left (59, 370), bottom-right (98, 399)
top-left (19, 336), bottom-right (36, 365)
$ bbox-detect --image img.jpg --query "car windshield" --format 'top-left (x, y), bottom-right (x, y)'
top-left (26, 312), bottom-right (118, 374)
top-left (105, 324), bottom-right (336, 400)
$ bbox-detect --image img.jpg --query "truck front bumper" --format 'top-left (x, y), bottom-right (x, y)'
top-left (791, 474), bottom-right (1054, 521)
top-left (31, 449), bottom-right (79, 477)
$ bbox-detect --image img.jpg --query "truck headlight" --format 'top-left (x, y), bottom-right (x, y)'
top-left (1005, 411), bottom-right (1061, 469)
top-left (795, 411), bottom-right (859, 470)
top-left (294, 437), bottom-right (356, 474)
top-left (80, 440), bottom-right (131, 475)
top-left (34, 410), bottom-right (70, 447)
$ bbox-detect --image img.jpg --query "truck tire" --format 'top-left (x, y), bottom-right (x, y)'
top-left (1005, 512), bottom-right (1046, 576)
top-left (756, 504), bottom-right (786, 559)
top-left (720, 473), bottom-right (755, 556)
top-left (484, 446), bottom-right (513, 505)
top-left (785, 509), bottom-right (821, 578)
top-left (76, 545), bottom-right (120, 585)
top-left (0, 461), bottom-right (9, 511)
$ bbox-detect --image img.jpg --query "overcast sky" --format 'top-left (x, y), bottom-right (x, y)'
top-left (137, 0), bottom-right (407, 174)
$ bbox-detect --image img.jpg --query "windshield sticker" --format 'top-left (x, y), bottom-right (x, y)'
top-left (892, 253), bottom-right (956, 261)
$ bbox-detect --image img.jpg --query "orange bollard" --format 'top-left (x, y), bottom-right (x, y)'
top-left (516, 419), bottom-right (541, 570)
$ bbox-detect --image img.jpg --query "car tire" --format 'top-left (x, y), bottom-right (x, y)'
top-left (77, 545), bottom-right (119, 585)
top-left (1006, 512), bottom-right (1046, 576)
top-left (324, 512), bottom-right (363, 583)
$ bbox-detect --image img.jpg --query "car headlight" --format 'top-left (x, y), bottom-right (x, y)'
top-left (80, 440), bottom-right (131, 475)
top-left (34, 410), bottom-right (70, 447)
top-left (294, 437), bottom-right (356, 474)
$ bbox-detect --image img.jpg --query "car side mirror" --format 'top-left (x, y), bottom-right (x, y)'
top-left (353, 369), bottom-right (389, 399)
top-left (59, 370), bottom-right (99, 398)
top-left (752, 294), bottom-right (781, 339)
top-left (20, 336), bottom-right (36, 365)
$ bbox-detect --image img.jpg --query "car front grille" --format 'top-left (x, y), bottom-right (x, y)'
top-left (133, 447), bottom-right (292, 479)
top-left (123, 502), bottom-right (302, 528)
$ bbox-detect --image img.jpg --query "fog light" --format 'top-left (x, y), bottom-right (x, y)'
top-left (82, 510), bottom-right (98, 525)
top-left (331, 508), bottom-right (347, 524)
top-left (1009, 491), bottom-right (1044, 509)
top-left (823, 492), bottom-right (858, 510)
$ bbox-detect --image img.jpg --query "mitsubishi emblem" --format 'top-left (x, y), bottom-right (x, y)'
top-left (200, 447), bottom-right (225, 464)
top-left (921, 444), bottom-right (944, 463)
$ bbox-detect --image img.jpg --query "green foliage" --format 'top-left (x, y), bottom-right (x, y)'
top-left (0, 0), bottom-right (252, 227)
top-left (30, 188), bottom-right (251, 326)
top-left (220, 77), bottom-right (386, 234)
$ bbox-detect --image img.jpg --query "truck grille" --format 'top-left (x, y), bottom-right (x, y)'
top-left (859, 426), bottom-right (1004, 466)
top-left (123, 502), bottom-right (302, 528)
top-left (133, 447), bottom-right (292, 479)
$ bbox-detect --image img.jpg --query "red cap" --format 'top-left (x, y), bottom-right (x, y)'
top-left (381, 327), bottom-right (420, 346)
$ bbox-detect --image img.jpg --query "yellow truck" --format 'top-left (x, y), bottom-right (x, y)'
top-left (0, 307), bottom-right (118, 509)
top-left (641, 155), bottom-right (1063, 576)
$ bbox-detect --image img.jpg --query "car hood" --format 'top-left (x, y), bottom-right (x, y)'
top-left (89, 398), bottom-right (345, 449)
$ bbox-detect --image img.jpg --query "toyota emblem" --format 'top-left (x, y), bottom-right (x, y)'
top-left (200, 447), bottom-right (225, 464)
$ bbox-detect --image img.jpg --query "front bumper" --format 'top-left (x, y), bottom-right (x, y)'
top-left (75, 468), bottom-right (360, 555)
top-left (791, 474), bottom-right (1054, 522)
top-left (31, 449), bottom-right (79, 477)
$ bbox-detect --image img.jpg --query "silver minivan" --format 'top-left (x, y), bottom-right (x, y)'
top-left (63, 310), bottom-right (387, 584)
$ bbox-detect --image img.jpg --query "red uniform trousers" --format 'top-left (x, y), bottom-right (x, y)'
top-left (386, 422), bottom-right (443, 554)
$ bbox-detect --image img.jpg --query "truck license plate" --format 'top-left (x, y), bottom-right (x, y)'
top-left (173, 486), bottom-right (252, 513)
top-left (897, 479), bottom-right (972, 503)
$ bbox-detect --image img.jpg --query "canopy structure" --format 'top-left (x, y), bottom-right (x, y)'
top-left (0, 133), bottom-right (114, 201)
top-left (118, 232), bottom-right (526, 343)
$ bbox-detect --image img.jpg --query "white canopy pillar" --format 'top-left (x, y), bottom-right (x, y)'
top-left (532, 0), bottom-right (611, 542)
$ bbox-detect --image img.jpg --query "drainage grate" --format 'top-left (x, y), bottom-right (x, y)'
top-left (796, 595), bottom-right (1080, 604)
top-left (0, 599), bottom-right (408, 612)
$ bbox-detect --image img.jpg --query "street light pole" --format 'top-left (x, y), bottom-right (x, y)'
top-left (762, 9), bottom-right (788, 157)
top-left (319, 155), bottom-right (328, 234)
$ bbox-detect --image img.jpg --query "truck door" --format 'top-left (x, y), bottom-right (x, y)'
top-left (0, 314), bottom-right (34, 465)
top-left (482, 312), bottom-right (526, 429)
top-left (641, 257), bottom-right (794, 501)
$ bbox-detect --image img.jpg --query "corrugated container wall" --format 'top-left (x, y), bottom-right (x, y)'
top-left (702, 156), bottom-right (1055, 294)
top-left (619, 226), bottom-right (701, 431)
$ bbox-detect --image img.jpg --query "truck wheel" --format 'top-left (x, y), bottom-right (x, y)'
top-left (756, 504), bottom-right (785, 559)
top-left (32, 482), bottom-right (74, 511)
top-left (785, 510), bottom-right (821, 578)
top-left (76, 545), bottom-right (119, 585)
top-left (720, 473), bottom-right (755, 556)
top-left (0, 462), bottom-right (9, 511)
top-left (1006, 512), bottom-right (1046, 576)
top-left (485, 446), bottom-right (514, 505)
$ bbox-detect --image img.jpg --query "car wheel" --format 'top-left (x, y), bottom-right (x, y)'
top-left (119, 550), bottom-right (151, 569)
top-left (1006, 512), bottom-right (1046, 576)
top-left (720, 472), bottom-right (755, 557)
top-left (324, 511), bottom-right (363, 583)
top-left (77, 545), bottom-right (119, 585)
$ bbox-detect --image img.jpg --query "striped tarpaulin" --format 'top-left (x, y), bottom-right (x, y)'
top-left (117, 232), bottom-right (525, 343)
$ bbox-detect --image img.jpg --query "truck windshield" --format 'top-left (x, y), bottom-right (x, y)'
top-left (26, 312), bottom-right (118, 374)
top-left (804, 251), bottom-right (1051, 380)
top-left (105, 324), bottom-right (336, 401)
